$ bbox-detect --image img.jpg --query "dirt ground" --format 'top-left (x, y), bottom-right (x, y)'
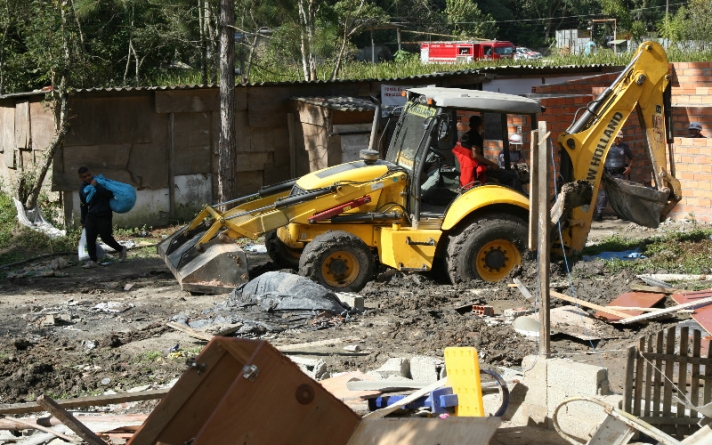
top-left (0, 217), bottom-right (708, 421)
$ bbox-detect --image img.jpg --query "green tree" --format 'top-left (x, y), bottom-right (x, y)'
top-left (331, 0), bottom-right (388, 80)
top-left (15, 0), bottom-right (74, 210)
top-left (445, 0), bottom-right (496, 38)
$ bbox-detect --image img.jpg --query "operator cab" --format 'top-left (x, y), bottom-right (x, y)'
top-left (385, 87), bottom-right (542, 222)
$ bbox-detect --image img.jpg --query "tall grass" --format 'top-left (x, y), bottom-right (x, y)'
top-left (0, 191), bottom-right (80, 266)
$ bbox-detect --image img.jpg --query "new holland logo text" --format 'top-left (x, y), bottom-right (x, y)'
top-left (586, 112), bottom-right (623, 181)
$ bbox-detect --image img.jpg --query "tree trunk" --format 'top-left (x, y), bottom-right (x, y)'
top-left (297, 0), bottom-right (310, 80)
top-left (244, 33), bottom-right (258, 83)
top-left (331, 3), bottom-right (358, 81)
top-left (199, 0), bottom-right (208, 85)
top-left (218, 0), bottom-right (236, 203)
top-left (207, 1), bottom-right (219, 84)
top-left (23, 1), bottom-right (72, 211)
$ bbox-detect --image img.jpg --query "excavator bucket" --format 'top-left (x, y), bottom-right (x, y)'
top-left (605, 176), bottom-right (671, 229)
top-left (157, 225), bottom-right (249, 294)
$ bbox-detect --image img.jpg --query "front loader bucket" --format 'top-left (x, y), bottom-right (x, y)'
top-left (157, 227), bottom-right (249, 294)
top-left (605, 176), bottom-right (670, 229)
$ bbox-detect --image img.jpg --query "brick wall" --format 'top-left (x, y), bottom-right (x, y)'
top-left (531, 62), bottom-right (712, 223)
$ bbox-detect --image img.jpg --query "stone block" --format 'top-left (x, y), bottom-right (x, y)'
top-left (409, 355), bottom-right (444, 384)
top-left (367, 357), bottom-right (410, 380)
top-left (335, 292), bottom-right (365, 311)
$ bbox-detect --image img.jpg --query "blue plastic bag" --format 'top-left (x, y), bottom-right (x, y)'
top-left (83, 174), bottom-right (136, 213)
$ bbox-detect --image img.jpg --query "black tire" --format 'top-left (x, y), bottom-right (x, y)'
top-left (446, 213), bottom-right (527, 284)
top-left (265, 230), bottom-right (302, 270)
top-left (298, 230), bottom-right (375, 292)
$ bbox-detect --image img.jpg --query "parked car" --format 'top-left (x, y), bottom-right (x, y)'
top-left (514, 47), bottom-right (543, 61)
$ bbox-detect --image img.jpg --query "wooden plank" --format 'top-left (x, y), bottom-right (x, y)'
top-left (346, 417), bottom-right (501, 445)
top-left (0, 105), bottom-right (14, 154)
top-left (191, 341), bottom-right (359, 445)
top-left (644, 333), bottom-right (654, 418)
top-left (704, 337), bottom-right (712, 406)
top-left (547, 306), bottom-right (620, 340)
top-left (614, 295), bottom-right (712, 324)
top-left (638, 417), bottom-right (700, 425)
top-left (624, 345), bottom-right (636, 414)
top-left (661, 328), bottom-right (676, 434)
top-left (630, 284), bottom-right (678, 294)
top-left (634, 337), bottom-right (645, 416)
top-left (36, 395), bottom-right (107, 445)
top-left (677, 326), bottom-right (690, 437)
top-left (14, 100), bottom-right (30, 149)
top-left (29, 100), bottom-right (56, 151)
top-left (248, 110), bottom-right (287, 128)
top-left (639, 353), bottom-right (711, 365)
top-left (128, 342), bottom-right (229, 445)
top-left (287, 113), bottom-right (298, 178)
top-left (66, 96), bottom-right (156, 146)
top-left (652, 331), bottom-right (664, 420)
top-left (295, 101), bottom-right (329, 127)
top-left (247, 87), bottom-right (290, 112)
top-left (155, 89), bottom-right (220, 113)
top-left (535, 123), bottom-right (550, 354)
top-left (243, 127), bottom-right (278, 153)
top-left (0, 414), bottom-right (147, 431)
top-left (172, 112), bottom-right (212, 175)
top-left (0, 389), bottom-right (170, 416)
top-left (236, 152), bottom-right (272, 172)
top-left (166, 321), bottom-right (213, 341)
top-left (690, 330), bottom-right (701, 419)
top-left (550, 291), bottom-right (633, 319)
top-left (0, 414), bottom-right (78, 442)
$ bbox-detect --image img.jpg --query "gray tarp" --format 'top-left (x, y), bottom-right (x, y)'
top-left (171, 272), bottom-right (350, 335)
top-left (230, 271), bottom-right (347, 313)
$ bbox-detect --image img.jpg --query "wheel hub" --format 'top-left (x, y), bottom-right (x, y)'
top-left (481, 246), bottom-right (507, 271)
top-left (474, 239), bottom-right (522, 282)
top-left (327, 257), bottom-right (349, 276)
top-left (321, 251), bottom-right (360, 287)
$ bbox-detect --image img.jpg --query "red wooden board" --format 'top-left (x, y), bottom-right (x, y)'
top-left (671, 289), bottom-right (712, 336)
top-left (595, 291), bottom-right (666, 321)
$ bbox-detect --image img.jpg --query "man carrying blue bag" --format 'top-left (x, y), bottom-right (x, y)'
top-left (78, 167), bottom-right (134, 268)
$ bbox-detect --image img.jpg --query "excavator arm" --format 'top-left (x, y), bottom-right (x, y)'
top-left (557, 41), bottom-right (682, 254)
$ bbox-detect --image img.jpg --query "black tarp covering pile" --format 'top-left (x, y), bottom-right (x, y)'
top-left (170, 272), bottom-right (353, 335)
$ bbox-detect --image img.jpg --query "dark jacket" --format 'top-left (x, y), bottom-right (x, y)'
top-left (79, 180), bottom-right (114, 224)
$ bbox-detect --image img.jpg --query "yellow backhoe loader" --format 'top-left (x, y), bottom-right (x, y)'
top-left (158, 41), bottom-right (681, 294)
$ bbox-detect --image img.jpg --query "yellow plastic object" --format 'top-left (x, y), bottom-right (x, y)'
top-left (444, 347), bottom-right (485, 417)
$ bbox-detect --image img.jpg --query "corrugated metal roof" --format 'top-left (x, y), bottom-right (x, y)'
top-left (0, 63), bottom-right (619, 99)
top-left (292, 96), bottom-right (376, 112)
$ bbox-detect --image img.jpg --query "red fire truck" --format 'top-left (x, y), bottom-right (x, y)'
top-left (420, 41), bottom-right (515, 63)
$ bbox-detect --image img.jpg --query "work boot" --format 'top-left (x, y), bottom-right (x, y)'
top-left (119, 246), bottom-right (127, 261)
top-left (82, 260), bottom-right (98, 269)
top-left (593, 213), bottom-right (603, 222)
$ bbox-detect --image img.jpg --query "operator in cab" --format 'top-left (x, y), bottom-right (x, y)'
top-left (464, 116), bottom-right (523, 192)
top-left (594, 131), bottom-right (634, 222)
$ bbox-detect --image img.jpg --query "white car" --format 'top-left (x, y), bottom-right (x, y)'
top-left (514, 47), bottom-right (542, 61)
